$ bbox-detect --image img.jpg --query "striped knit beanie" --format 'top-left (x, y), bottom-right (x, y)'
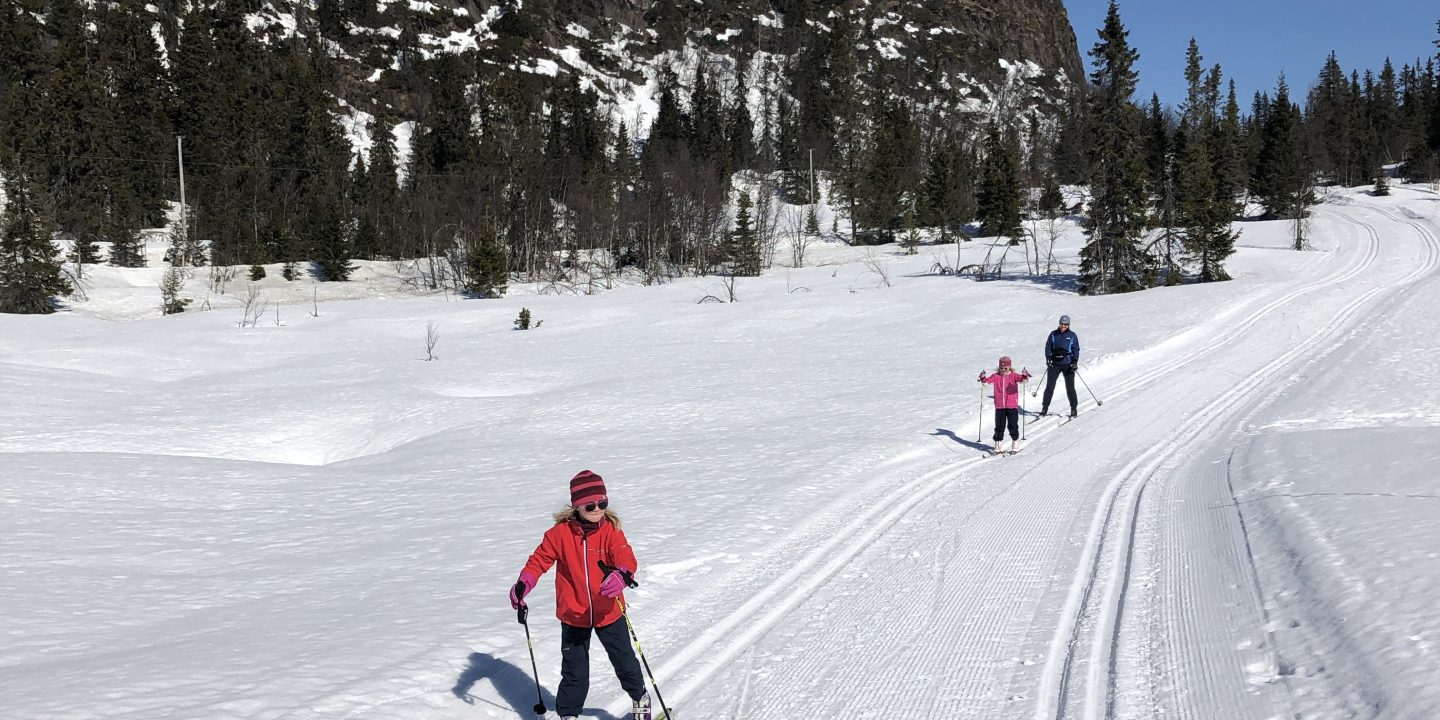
top-left (569, 470), bottom-right (607, 507)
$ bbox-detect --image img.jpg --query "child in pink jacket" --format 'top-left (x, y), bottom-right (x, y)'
top-left (978, 356), bottom-right (1031, 453)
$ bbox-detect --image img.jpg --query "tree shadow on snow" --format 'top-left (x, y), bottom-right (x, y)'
top-left (900, 268), bottom-right (1082, 294)
top-left (452, 652), bottom-right (622, 719)
top-left (931, 428), bottom-right (992, 453)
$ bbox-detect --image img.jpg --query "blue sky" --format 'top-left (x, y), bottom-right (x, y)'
top-left (1061, 0), bottom-right (1440, 108)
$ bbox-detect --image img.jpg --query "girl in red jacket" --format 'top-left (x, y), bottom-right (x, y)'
top-left (978, 356), bottom-right (1031, 454)
top-left (510, 470), bottom-right (650, 720)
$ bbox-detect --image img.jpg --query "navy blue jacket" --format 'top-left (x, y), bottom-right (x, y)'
top-left (1045, 329), bottom-right (1080, 368)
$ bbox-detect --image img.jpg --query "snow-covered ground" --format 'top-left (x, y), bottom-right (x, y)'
top-left (3, 186), bottom-right (1439, 720)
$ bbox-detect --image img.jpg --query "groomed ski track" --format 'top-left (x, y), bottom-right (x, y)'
top-left (601, 202), bottom-right (1440, 719)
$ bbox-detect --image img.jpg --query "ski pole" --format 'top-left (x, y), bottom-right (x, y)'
top-left (1021, 375), bottom-right (1027, 440)
top-left (977, 379), bottom-right (985, 443)
top-left (516, 602), bottom-right (548, 716)
top-left (599, 562), bottom-right (674, 720)
top-left (1075, 369), bottom-right (1103, 406)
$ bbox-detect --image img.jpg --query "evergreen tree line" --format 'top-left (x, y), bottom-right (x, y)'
top-left (1062, 4), bottom-right (1440, 294)
top-left (2, 1), bottom-right (1439, 313)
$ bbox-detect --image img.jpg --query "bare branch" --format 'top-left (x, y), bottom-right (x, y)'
top-left (425, 320), bottom-right (440, 361)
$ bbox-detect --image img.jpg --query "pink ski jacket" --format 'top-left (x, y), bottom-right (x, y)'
top-left (980, 370), bottom-right (1031, 410)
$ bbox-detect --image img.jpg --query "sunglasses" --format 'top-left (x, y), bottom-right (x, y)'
top-left (578, 498), bottom-right (609, 512)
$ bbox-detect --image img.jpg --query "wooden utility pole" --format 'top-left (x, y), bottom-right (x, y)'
top-left (176, 135), bottom-right (188, 266)
top-left (808, 148), bottom-right (815, 206)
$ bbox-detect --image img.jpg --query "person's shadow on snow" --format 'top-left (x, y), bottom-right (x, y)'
top-left (452, 652), bottom-right (622, 719)
top-left (931, 428), bottom-right (991, 453)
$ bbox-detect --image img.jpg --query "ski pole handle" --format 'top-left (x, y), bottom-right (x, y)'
top-left (517, 602), bottom-right (528, 625)
top-left (598, 560), bottom-right (639, 588)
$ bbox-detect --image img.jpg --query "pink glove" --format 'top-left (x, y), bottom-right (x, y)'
top-left (598, 568), bottom-right (631, 598)
top-left (509, 572), bottom-right (537, 609)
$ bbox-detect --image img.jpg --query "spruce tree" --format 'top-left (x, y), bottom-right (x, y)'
top-left (1213, 81), bottom-right (1247, 206)
top-left (1176, 121), bottom-right (1236, 281)
top-left (0, 173), bottom-right (72, 314)
top-left (465, 219), bottom-right (508, 298)
top-left (729, 190), bottom-right (761, 275)
top-left (1144, 94), bottom-right (1171, 203)
top-left (365, 110), bottom-right (400, 257)
top-left (829, 61), bottom-right (869, 243)
top-left (689, 63), bottom-right (725, 168)
top-left (1309, 52), bottom-right (1357, 184)
top-left (100, 0), bottom-right (172, 228)
top-left (1054, 87), bottom-right (1094, 184)
top-left (977, 123), bottom-right (1022, 241)
top-left (160, 265), bottom-right (190, 315)
top-left (1252, 77), bottom-right (1311, 221)
top-left (38, 0), bottom-right (109, 257)
top-left (1078, 1), bottom-right (1153, 295)
top-left (725, 64), bottom-right (754, 175)
top-left (1038, 174), bottom-right (1065, 218)
top-left (923, 132), bottom-right (970, 240)
top-left (900, 195), bottom-right (921, 255)
top-left (414, 54), bottom-right (478, 175)
top-left (856, 98), bottom-right (918, 230)
top-left (1372, 58), bottom-right (1401, 163)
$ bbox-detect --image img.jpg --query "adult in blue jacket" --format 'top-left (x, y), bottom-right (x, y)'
top-left (1041, 314), bottom-right (1080, 418)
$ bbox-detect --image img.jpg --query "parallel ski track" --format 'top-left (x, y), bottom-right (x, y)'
top-left (605, 204), bottom-right (1405, 718)
top-left (1035, 207), bottom-right (1440, 720)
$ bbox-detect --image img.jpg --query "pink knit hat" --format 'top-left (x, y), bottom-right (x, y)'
top-left (569, 470), bottom-right (607, 507)
top-left (998, 356), bottom-right (1012, 368)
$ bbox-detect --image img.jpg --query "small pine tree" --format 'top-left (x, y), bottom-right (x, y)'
top-left (0, 174), bottom-right (72, 314)
top-left (465, 220), bottom-right (508, 297)
top-left (160, 265), bottom-right (191, 315)
top-left (1038, 174), bottom-right (1066, 218)
top-left (514, 307), bottom-right (532, 330)
top-left (249, 264), bottom-right (266, 281)
top-left (730, 190), bottom-right (762, 275)
top-left (804, 204), bottom-right (820, 236)
top-left (900, 196), bottom-right (921, 255)
top-left (1373, 169), bottom-right (1390, 196)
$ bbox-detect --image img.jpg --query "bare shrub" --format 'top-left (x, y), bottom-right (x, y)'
top-left (861, 250), bottom-right (892, 288)
top-left (425, 320), bottom-right (440, 361)
top-left (782, 206), bottom-right (814, 269)
top-left (237, 284), bottom-right (267, 327)
top-left (209, 264), bottom-right (238, 295)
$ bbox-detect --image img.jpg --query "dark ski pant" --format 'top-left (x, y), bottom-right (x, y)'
top-left (1042, 366), bottom-right (1078, 413)
top-left (993, 408), bottom-right (1020, 441)
top-left (557, 619), bottom-right (645, 716)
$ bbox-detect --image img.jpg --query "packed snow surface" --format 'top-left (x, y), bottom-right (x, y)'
top-left (3, 186), bottom-right (1439, 719)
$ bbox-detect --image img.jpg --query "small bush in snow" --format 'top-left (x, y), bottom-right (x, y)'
top-left (249, 264), bottom-right (266, 281)
top-left (160, 267), bottom-right (191, 315)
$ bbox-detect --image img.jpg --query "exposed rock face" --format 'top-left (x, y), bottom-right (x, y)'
top-left (249, 0), bottom-right (1085, 125)
top-left (517, 0), bottom-right (1084, 114)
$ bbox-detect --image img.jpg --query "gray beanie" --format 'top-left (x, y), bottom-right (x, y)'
top-left (1059, 314), bottom-right (1071, 324)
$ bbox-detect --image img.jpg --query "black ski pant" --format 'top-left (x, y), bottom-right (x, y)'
top-left (556, 619), bottom-right (645, 716)
top-left (993, 408), bottom-right (1020, 441)
top-left (1042, 366), bottom-right (1078, 413)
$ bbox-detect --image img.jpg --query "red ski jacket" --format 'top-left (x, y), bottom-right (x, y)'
top-left (521, 518), bottom-right (637, 628)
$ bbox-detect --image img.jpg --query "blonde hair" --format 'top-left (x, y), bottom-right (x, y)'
top-left (552, 506), bottom-right (622, 529)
